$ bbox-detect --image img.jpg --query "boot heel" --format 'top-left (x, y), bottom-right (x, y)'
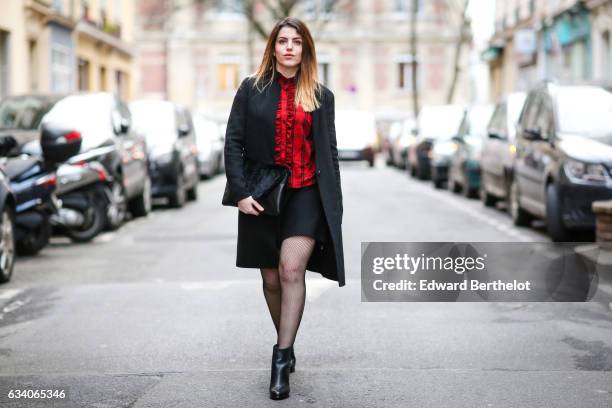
top-left (269, 344), bottom-right (291, 400)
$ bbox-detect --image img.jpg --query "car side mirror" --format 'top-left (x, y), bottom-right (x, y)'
top-left (120, 118), bottom-right (130, 134)
top-left (523, 127), bottom-right (543, 140)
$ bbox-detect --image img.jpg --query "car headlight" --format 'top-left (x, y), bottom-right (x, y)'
top-left (563, 159), bottom-right (609, 183)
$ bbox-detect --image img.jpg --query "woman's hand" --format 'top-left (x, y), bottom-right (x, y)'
top-left (238, 196), bottom-right (264, 215)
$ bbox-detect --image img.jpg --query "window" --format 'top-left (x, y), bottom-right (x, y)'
top-left (115, 70), bottom-right (128, 99)
top-left (217, 63), bottom-right (240, 91)
top-left (304, 0), bottom-right (337, 17)
top-left (533, 94), bottom-right (554, 139)
top-left (78, 58), bottom-right (90, 91)
top-left (214, 0), bottom-right (244, 15)
top-left (317, 54), bottom-right (331, 87)
top-left (603, 30), bottom-right (611, 79)
top-left (318, 62), bottom-right (330, 87)
top-left (397, 54), bottom-right (418, 92)
top-left (0, 30), bottom-right (8, 99)
top-left (52, 0), bottom-right (63, 12)
top-left (51, 44), bottom-right (72, 93)
top-left (488, 103), bottom-right (508, 139)
top-left (29, 40), bottom-right (39, 92)
top-left (393, 0), bottom-right (424, 14)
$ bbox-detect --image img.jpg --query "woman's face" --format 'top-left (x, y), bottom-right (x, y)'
top-left (275, 26), bottom-right (303, 70)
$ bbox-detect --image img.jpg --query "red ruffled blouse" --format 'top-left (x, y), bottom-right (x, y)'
top-left (275, 71), bottom-right (316, 188)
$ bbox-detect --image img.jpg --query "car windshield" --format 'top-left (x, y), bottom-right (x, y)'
top-left (41, 94), bottom-right (114, 151)
top-left (0, 96), bottom-right (58, 130)
top-left (557, 87), bottom-right (612, 139)
top-left (335, 111), bottom-right (377, 145)
top-left (419, 106), bottom-right (465, 139)
top-left (465, 106), bottom-right (494, 138)
top-left (129, 101), bottom-right (177, 148)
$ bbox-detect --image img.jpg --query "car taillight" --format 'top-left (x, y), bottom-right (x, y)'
top-left (64, 131), bottom-right (81, 141)
top-left (35, 174), bottom-right (57, 188)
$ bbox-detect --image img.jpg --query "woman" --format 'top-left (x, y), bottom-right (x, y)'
top-left (223, 17), bottom-right (345, 400)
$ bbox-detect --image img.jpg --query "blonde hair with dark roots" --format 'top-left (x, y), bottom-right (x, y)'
top-left (251, 17), bottom-right (323, 112)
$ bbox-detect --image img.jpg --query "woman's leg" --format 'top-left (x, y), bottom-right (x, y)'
top-left (260, 268), bottom-right (281, 333)
top-left (277, 235), bottom-right (315, 349)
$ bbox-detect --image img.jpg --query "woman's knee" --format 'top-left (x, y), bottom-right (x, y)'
top-left (278, 260), bottom-right (305, 284)
top-left (260, 268), bottom-right (281, 292)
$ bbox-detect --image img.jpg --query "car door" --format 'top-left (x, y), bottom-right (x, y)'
top-left (176, 107), bottom-right (198, 186)
top-left (114, 97), bottom-right (147, 199)
top-left (483, 102), bottom-right (507, 196)
top-left (520, 90), bottom-right (553, 216)
top-left (515, 90), bottom-right (539, 211)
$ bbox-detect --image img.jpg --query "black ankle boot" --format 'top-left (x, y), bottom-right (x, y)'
top-left (289, 346), bottom-right (296, 373)
top-left (269, 344), bottom-right (291, 400)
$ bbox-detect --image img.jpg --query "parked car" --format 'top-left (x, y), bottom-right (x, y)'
top-left (390, 118), bottom-right (417, 169)
top-left (408, 104), bottom-right (465, 180)
top-left (0, 94), bottom-right (63, 150)
top-left (480, 92), bottom-right (527, 207)
top-left (335, 110), bottom-right (377, 167)
top-left (447, 104), bottom-right (494, 198)
top-left (512, 81), bottom-right (612, 241)
top-left (21, 93), bottom-right (152, 230)
top-left (430, 138), bottom-right (459, 189)
top-left (0, 136), bottom-right (18, 283)
top-left (193, 115), bottom-right (224, 179)
top-left (129, 100), bottom-right (199, 208)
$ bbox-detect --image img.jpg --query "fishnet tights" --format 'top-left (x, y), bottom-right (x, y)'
top-left (260, 235), bottom-right (315, 349)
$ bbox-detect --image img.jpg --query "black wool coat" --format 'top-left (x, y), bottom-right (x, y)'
top-left (223, 73), bottom-right (345, 287)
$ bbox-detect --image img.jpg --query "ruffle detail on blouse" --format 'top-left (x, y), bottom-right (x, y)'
top-left (275, 76), bottom-right (296, 169)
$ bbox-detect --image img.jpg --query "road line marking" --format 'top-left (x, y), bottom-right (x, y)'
top-left (0, 289), bottom-right (22, 300)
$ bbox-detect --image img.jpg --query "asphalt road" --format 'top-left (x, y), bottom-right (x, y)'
top-left (0, 157), bottom-right (611, 407)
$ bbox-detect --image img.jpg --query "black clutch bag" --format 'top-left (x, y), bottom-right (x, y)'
top-left (222, 159), bottom-right (290, 216)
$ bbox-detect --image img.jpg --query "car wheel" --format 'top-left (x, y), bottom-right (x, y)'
top-left (186, 179), bottom-right (198, 202)
top-left (104, 179), bottom-right (128, 230)
top-left (0, 205), bottom-right (16, 283)
top-left (129, 174), bottom-right (152, 217)
top-left (509, 177), bottom-right (532, 226)
top-left (64, 201), bottom-right (106, 243)
top-left (169, 172), bottom-right (186, 208)
top-left (16, 213), bottom-right (51, 256)
top-left (545, 183), bottom-right (572, 242)
top-left (449, 174), bottom-right (461, 193)
top-left (480, 185), bottom-right (497, 207)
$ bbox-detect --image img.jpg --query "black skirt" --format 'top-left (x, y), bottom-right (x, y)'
top-left (279, 182), bottom-right (327, 245)
top-left (235, 181), bottom-right (327, 269)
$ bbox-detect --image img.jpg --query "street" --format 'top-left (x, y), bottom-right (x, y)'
top-left (1, 158), bottom-right (611, 407)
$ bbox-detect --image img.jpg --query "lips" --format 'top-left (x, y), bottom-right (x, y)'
top-left (284, 55), bottom-right (294, 58)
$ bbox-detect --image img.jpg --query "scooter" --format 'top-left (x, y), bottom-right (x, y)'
top-left (0, 124), bottom-right (82, 255)
top-left (51, 160), bottom-right (110, 242)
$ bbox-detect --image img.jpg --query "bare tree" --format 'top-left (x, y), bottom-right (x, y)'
top-left (446, 0), bottom-right (471, 104)
top-left (410, 0), bottom-right (419, 123)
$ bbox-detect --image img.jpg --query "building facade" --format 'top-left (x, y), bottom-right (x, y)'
top-left (484, 0), bottom-right (612, 100)
top-left (135, 0), bottom-right (472, 120)
top-left (0, 0), bottom-right (135, 100)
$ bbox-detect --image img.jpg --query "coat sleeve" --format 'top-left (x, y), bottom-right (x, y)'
top-left (325, 90), bottom-right (343, 220)
top-left (224, 77), bottom-right (251, 204)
